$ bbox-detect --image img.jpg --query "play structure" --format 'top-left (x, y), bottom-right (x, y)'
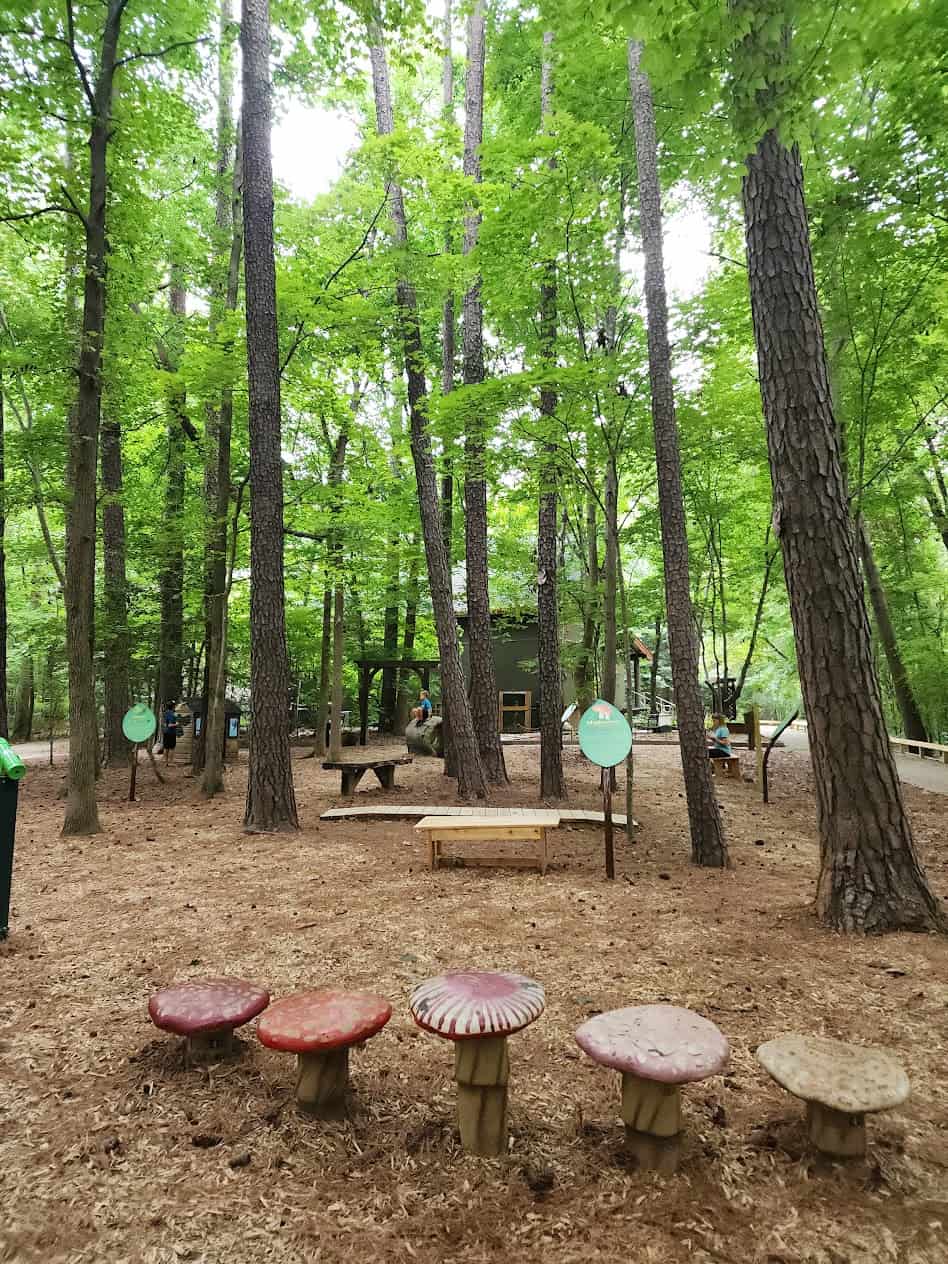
top-left (147, 970), bottom-right (911, 1170)
top-left (354, 657), bottom-right (439, 745)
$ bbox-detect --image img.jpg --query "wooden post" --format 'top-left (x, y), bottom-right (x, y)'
top-left (602, 766), bottom-right (615, 879)
top-left (358, 666), bottom-right (370, 746)
top-left (128, 744), bottom-right (138, 802)
top-left (752, 705), bottom-right (764, 797)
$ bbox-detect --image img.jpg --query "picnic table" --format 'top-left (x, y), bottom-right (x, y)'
top-left (323, 755), bottom-right (412, 796)
top-left (415, 811), bottom-right (561, 875)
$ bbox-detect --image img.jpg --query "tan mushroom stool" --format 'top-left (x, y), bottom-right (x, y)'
top-left (148, 977), bottom-right (270, 1061)
top-left (409, 971), bottom-right (545, 1156)
top-left (575, 1003), bottom-right (729, 1174)
top-left (258, 990), bottom-right (392, 1119)
top-left (756, 1033), bottom-right (910, 1157)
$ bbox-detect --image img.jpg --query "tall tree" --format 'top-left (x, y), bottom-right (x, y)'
top-left (369, 27), bottom-right (487, 799)
top-left (100, 404), bottom-right (130, 766)
top-left (440, 0), bottom-right (456, 561)
top-left (537, 30), bottom-right (565, 800)
top-left (157, 279), bottom-right (187, 711)
top-left (0, 370), bottom-right (7, 739)
top-left (462, 0), bottom-right (506, 783)
top-left (241, 0), bottom-right (299, 831)
top-left (627, 42), bottom-right (728, 868)
top-left (731, 0), bottom-right (943, 930)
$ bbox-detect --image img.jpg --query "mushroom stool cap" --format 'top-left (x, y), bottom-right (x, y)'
top-left (410, 971), bottom-right (545, 1040)
top-left (257, 990), bottom-right (392, 1054)
top-left (575, 1004), bottom-right (729, 1083)
top-left (148, 977), bottom-right (270, 1036)
top-left (756, 1033), bottom-right (910, 1115)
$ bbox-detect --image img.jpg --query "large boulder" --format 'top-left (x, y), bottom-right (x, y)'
top-left (406, 715), bottom-right (444, 757)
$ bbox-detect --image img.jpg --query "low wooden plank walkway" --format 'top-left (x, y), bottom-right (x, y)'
top-left (320, 804), bottom-right (637, 830)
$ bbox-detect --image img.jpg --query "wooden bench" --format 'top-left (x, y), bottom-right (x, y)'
top-left (888, 736), bottom-right (948, 765)
top-left (710, 754), bottom-right (741, 780)
top-left (415, 812), bottom-right (561, 875)
top-left (323, 755), bottom-right (412, 796)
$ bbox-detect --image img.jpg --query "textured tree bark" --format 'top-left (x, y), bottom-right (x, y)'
top-left (241, 0), bottom-right (299, 832)
top-left (0, 376), bottom-right (7, 739)
top-left (461, 1), bottom-right (506, 784)
top-left (857, 516), bottom-right (928, 743)
top-left (100, 409), bottom-right (130, 766)
top-left (201, 105), bottom-right (242, 798)
top-left (311, 586), bottom-right (331, 756)
top-left (440, 0), bottom-right (456, 568)
top-left (738, 117), bottom-right (942, 928)
top-left (628, 42), bottom-right (727, 868)
top-left (63, 2), bottom-right (128, 835)
top-left (11, 655), bottom-right (33, 743)
top-left (574, 491), bottom-right (599, 710)
top-left (649, 616), bottom-right (662, 716)
top-left (158, 281), bottom-right (187, 714)
top-left (601, 455), bottom-right (618, 705)
top-left (369, 30), bottom-right (486, 799)
top-left (327, 422), bottom-right (348, 763)
top-left (537, 31), bottom-right (565, 801)
top-left (396, 546), bottom-right (420, 733)
top-left (380, 541), bottom-right (400, 732)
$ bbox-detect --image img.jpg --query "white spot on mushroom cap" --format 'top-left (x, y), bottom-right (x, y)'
top-left (257, 989), bottom-right (392, 1053)
top-left (756, 1033), bottom-right (910, 1114)
top-left (148, 977), bottom-right (270, 1036)
top-left (574, 1004), bottom-right (728, 1083)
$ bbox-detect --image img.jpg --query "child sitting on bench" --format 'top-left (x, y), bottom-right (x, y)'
top-left (707, 713), bottom-right (732, 760)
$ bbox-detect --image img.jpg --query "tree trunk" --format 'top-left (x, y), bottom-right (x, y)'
top-left (201, 93), bottom-right (242, 797)
top-left (396, 544), bottom-right (420, 733)
top-left (734, 28), bottom-right (942, 929)
top-left (440, 0), bottom-right (456, 566)
top-left (380, 541), bottom-right (399, 732)
top-left (369, 30), bottom-right (487, 799)
top-left (574, 490), bottom-right (599, 709)
top-left (327, 425), bottom-right (349, 763)
top-left (537, 30), bottom-right (565, 800)
top-left (649, 616), bottom-right (662, 715)
top-left (11, 655), bottom-right (33, 742)
top-left (733, 533), bottom-right (778, 707)
top-left (312, 586), bottom-right (331, 756)
top-left (628, 42), bottom-right (727, 868)
top-left (857, 517), bottom-right (928, 741)
top-left (63, 3), bottom-right (128, 836)
top-left (0, 373), bottom-right (7, 739)
top-left (461, 1), bottom-right (506, 783)
top-left (601, 453), bottom-right (618, 704)
top-left (158, 281), bottom-right (187, 713)
top-left (100, 407), bottom-right (130, 766)
top-left (241, 0), bottom-right (299, 832)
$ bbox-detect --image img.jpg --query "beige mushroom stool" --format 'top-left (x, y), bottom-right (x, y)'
top-left (756, 1033), bottom-right (910, 1157)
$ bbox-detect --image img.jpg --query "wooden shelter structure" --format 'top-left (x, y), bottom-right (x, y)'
top-left (354, 658), bottom-right (440, 746)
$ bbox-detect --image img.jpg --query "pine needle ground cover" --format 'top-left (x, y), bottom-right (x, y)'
top-left (1, 745), bottom-right (946, 1264)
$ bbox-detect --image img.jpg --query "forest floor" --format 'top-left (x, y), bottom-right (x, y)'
top-left (2, 742), bottom-right (947, 1264)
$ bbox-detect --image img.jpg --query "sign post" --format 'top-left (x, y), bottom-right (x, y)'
top-left (578, 699), bottom-right (633, 880)
top-left (0, 736), bottom-right (27, 940)
top-left (123, 705), bottom-right (158, 802)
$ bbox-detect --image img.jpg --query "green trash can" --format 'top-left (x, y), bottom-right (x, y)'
top-left (0, 737), bottom-right (25, 940)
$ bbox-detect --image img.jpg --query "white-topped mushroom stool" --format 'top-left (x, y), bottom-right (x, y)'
top-left (575, 1003), bottom-right (729, 1174)
top-left (409, 971), bottom-right (545, 1156)
top-left (756, 1033), bottom-right (910, 1158)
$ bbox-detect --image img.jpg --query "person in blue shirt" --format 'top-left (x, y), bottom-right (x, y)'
top-left (162, 702), bottom-right (179, 765)
top-left (707, 713), bottom-right (732, 760)
top-left (411, 689), bottom-right (433, 725)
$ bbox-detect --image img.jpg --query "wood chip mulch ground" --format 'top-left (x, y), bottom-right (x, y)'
top-left (1, 741), bottom-right (946, 1263)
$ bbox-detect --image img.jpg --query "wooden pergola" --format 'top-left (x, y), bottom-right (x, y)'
top-left (354, 658), bottom-right (440, 745)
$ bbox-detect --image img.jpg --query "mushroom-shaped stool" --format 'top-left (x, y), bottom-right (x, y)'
top-left (257, 989), bottom-right (392, 1119)
top-left (757, 1033), bottom-right (910, 1158)
top-left (148, 977), bottom-right (270, 1060)
top-left (409, 970), bottom-right (545, 1156)
top-left (575, 1003), bottom-right (729, 1173)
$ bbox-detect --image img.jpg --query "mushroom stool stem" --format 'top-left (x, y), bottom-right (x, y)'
top-left (807, 1102), bottom-right (865, 1158)
top-left (296, 1047), bottom-right (350, 1119)
top-left (621, 1072), bottom-right (683, 1174)
top-left (454, 1036), bottom-right (509, 1157)
top-left (186, 1029), bottom-right (235, 1061)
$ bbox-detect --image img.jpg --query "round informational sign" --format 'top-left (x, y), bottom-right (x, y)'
top-left (122, 704), bottom-right (157, 744)
top-left (578, 698), bottom-right (633, 768)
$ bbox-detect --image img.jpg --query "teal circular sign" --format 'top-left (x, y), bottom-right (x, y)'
top-left (578, 699), bottom-right (632, 767)
top-left (122, 704), bottom-right (157, 744)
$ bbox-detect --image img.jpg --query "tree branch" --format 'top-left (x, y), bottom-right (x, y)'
top-left (115, 36), bottom-right (211, 70)
top-left (64, 0), bottom-right (96, 109)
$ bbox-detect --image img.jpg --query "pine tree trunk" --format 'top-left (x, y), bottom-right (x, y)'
top-left (158, 282), bottom-right (187, 713)
top-left (201, 98), bottom-right (241, 798)
top-left (380, 542), bottom-right (399, 732)
top-left (396, 546), bottom-right (420, 733)
top-left (440, 0), bottom-right (456, 567)
top-left (649, 616), bottom-right (662, 715)
top-left (574, 491), bottom-right (599, 709)
top-left (11, 655), bottom-right (33, 742)
top-left (628, 41), bottom-right (727, 868)
top-left (0, 374), bottom-right (7, 739)
top-left (738, 119), bottom-right (942, 929)
top-left (100, 409), bottom-right (130, 766)
top-left (241, 0), bottom-right (299, 832)
top-left (312, 586), bottom-right (331, 756)
top-left (64, 4), bottom-right (127, 835)
top-left (461, 1), bottom-right (506, 783)
top-left (601, 454), bottom-right (618, 704)
top-left (537, 30), bottom-right (565, 800)
top-left (369, 30), bottom-right (487, 799)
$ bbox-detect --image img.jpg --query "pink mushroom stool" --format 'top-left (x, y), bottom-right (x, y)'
top-left (410, 970), bottom-right (545, 1156)
top-left (148, 977), bottom-right (270, 1060)
top-left (575, 1003), bottom-right (729, 1173)
top-left (257, 989), bottom-right (392, 1118)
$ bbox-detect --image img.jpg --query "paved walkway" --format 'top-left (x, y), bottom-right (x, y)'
top-left (764, 725), bottom-right (948, 796)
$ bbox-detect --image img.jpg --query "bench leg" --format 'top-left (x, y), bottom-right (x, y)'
top-left (427, 833), bottom-right (439, 870)
top-left (376, 765), bottom-right (395, 790)
top-left (341, 769), bottom-right (365, 796)
top-left (539, 830), bottom-right (548, 876)
top-left (728, 759), bottom-right (741, 780)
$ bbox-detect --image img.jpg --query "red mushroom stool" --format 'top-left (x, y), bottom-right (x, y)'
top-left (575, 1003), bottom-right (729, 1173)
top-left (257, 989), bottom-right (392, 1119)
top-left (409, 970), bottom-right (545, 1156)
top-left (148, 977), bottom-right (270, 1061)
